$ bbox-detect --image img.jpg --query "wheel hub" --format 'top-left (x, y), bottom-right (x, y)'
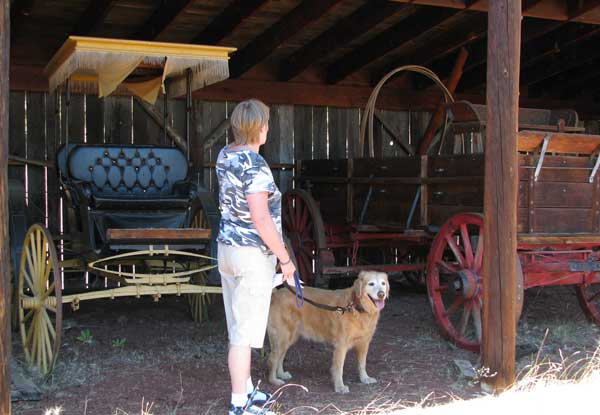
top-left (453, 269), bottom-right (480, 299)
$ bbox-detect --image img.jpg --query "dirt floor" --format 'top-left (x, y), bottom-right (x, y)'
top-left (11, 280), bottom-right (600, 415)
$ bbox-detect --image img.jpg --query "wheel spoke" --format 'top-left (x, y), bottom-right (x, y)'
top-left (437, 260), bottom-right (460, 274)
top-left (31, 314), bottom-right (39, 365)
top-left (460, 224), bottom-right (474, 268)
top-left (472, 301), bottom-right (482, 343)
top-left (436, 284), bottom-right (449, 292)
top-left (44, 304), bottom-right (57, 314)
top-left (445, 235), bottom-right (466, 268)
top-left (286, 201), bottom-right (297, 230)
top-left (43, 258), bottom-right (53, 285)
top-left (24, 250), bottom-right (39, 296)
top-left (300, 244), bottom-right (314, 257)
top-left (22, 268), bottom-right (38, 296)
top-left (445, 296), bottom-right (465, 317)
top-left (22, 308), bottom-right (35, 323)
top-left (295, 200), bottom-right (303, 229)
top-left (42, 308), bottom-right (56, 339)
top-left (586, 289), bottom-right (600, 303)
top-left (474, 229), bottom-right (484, 273)
top-left (298, 204), bottom-right (309, 233)
top-left (458, 302), bottom-right (473, 337)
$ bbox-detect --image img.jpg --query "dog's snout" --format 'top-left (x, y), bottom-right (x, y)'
top-left (377, 291), bottom-right (385, 299)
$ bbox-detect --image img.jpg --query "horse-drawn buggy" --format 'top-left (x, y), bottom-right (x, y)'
top-left (13, 37), bottom-right (235, 375)
top-left (284, 67), bottom-right (600, 352)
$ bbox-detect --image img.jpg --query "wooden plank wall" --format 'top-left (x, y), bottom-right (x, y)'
top-left (8, 92), bottom-right (426, 235)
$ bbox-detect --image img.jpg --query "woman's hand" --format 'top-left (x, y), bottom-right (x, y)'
top-left (280, 259), bottom-right (297, 284)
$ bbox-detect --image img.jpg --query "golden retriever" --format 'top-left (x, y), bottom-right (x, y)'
top-left (267, 271), bottom-right (389, 393)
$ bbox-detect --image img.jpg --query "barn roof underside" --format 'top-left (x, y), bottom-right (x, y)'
top-left (8, 0), bottom-right (600, 116)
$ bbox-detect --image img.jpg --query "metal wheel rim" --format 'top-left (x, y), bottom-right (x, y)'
top-left (18, 224), bottom-right (62, 375)
top-left (282, 189), bottom-right (326, 286)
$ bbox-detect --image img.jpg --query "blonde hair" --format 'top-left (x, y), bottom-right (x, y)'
top-left (230, 99), bottom-right (270, 145)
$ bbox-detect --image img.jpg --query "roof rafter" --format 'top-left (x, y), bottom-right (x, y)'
top-left (131, 0), bottom-right (196, 40)
top-left (325, 6), bottom-right (458, 85)
top-left (72, 0), bottom-right (119, 36)
top-left (229, 0), bottom-right (344, 79)
top-left (568, 0), bottom-right (600, 20)
top-left (279, 0), bottom-right (406, 81)
top-left (461, 23), bottom-right (600, 91)
top-left (192, 0), bottom-right (268, 45)
top-left (371, 14), bottom-right (487, 84)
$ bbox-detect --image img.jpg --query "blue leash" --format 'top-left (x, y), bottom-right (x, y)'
top-left (292, 271), bottom-right (304, 308)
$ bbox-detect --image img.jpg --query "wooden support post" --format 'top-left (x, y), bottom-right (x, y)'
top-left (0, 0), bottom-right (11, 413)
top-left (482, 0), bottom-right (521, 392)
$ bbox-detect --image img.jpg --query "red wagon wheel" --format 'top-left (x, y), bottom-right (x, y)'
top-left (282, 189), bottom-right (327, 286)
top-left (576, 283), bottom-right (600, 324)
top-left (427, 213), bottom-right (523, 352)
top-left (427, 213), bottom-right (484, 352)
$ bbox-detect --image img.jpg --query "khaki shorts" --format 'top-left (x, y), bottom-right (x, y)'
top-left (218, 243), bottom-right (276, 348)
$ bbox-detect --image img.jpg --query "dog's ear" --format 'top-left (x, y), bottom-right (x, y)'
top-left (382, 272), bottom-right (390, 299)
top-left (354, 273), bottom-right (366, 297)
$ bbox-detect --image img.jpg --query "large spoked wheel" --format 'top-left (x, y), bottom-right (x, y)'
top-left (18, 224), bottom-right (62, 375)
top-left (187, 193), bottom-right (220, 322)
top-left (575, 280), bottom-right (600, 324)
top-left (427, 213), bottom-right (523, 352)
top-left (427, 214), bottom-right (484, 352)
top-left (282, 189), bottom-right (327, 286)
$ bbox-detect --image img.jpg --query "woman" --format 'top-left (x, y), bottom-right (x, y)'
top-left (216, 99), bottom-right (296, 415)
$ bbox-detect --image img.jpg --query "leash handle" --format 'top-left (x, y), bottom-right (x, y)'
top-left (293, 271), bottom-right (304, 308)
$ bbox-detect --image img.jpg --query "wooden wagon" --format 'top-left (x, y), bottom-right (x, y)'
top-left (284, 98), bottom-right (600, 352)
top-left (14, 37), bottom-right (235, 375)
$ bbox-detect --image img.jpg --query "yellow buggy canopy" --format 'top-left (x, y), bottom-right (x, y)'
top-left (44, 36), bottom-right (236, 103)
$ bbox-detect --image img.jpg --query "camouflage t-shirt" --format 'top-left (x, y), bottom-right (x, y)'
top-left (216, 146), bottom-right (282, 253)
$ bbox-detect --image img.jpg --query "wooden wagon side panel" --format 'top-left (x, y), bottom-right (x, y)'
top-left (518, 154), bottom-right (599, 234)
top-left (427, 155), bottom-right (485, 227)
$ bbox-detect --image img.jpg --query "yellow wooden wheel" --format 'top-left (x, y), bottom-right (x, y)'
top-left (18, 224), bottom-right (62, 376)
top-left (187, 209), bottom-right (212, 322)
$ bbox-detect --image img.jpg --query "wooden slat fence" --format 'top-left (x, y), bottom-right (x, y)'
top-left (8, 90), bottom-right (429, 242)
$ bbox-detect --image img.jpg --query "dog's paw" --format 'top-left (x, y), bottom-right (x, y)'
top-left (278, 371), bottom-right (292, 380)
top-left (334, 384), bottom-right (350, 394)
top-left (360, 376), bottom-right (377, 384)
top-left (269, 377), bottom-right (285, 386)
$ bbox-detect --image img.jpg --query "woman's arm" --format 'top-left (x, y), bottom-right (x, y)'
top-left (247, 192), bottom-right (296, 280)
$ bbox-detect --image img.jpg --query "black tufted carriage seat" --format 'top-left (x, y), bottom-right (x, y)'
top-left (58, 144), bottom-right (194, 210)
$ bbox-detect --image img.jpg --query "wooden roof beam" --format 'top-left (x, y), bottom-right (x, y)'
top-left (72, 0), bottom-right (119, 36)
top-left (371, 16), bottom-right (486, 84)
top-left (533, 57), bottom-right (600, 98)
top-left (389, 0), bottom-right (600, 23)
top-left (325, 6), bottom-right (458, 85)
top-left (461, 22), bottom-right (600, 90)
top-left (568, 0), bottom-right (600, 20)
top-left (229, 0), bottom-right (343, 79)
top-left (131, 0), bottom-right (196, 40)
top-left (521, 35), bottom-right (600, 87)
top-left (192, 0), bottom-right (268, 45)
top-left (279, 0), bottom-right (406, 81)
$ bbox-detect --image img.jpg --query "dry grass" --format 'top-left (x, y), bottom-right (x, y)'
top-left (317, 343), bottom-right (600, 415)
